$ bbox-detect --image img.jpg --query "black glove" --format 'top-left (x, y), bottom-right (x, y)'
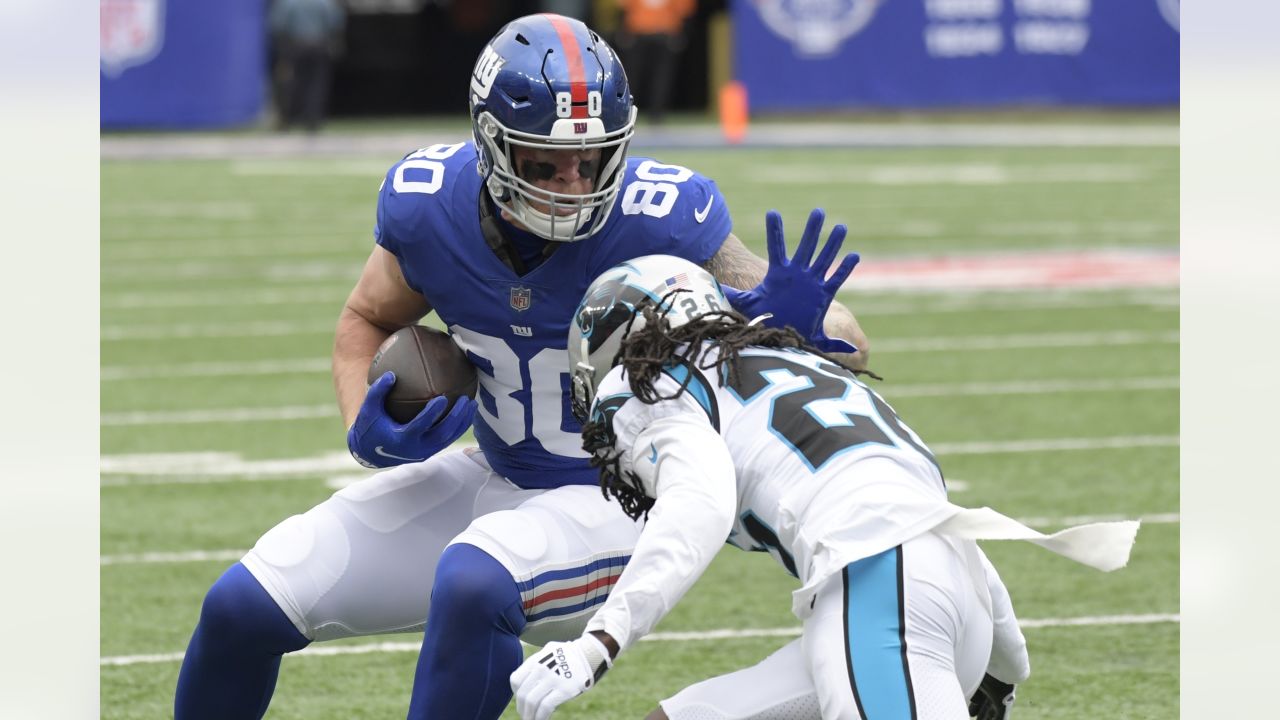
top-left (969, 673), bottom-right (1017, 720)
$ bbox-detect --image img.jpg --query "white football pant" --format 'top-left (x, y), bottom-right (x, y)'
top-left (661, 532), bottom-right (1011, 720)
top-left (240, 448), bottom-right (643, 647)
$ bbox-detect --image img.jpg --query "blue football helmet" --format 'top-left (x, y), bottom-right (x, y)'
top-left (469, 14), bottom-right (637, 242)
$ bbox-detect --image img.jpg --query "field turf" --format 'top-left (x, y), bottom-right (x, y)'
top-left (102, 137), bottom-right (1178, 718)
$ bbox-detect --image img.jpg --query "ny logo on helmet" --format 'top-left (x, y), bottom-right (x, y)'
top-left (471, 45), bottom-right (505, 100)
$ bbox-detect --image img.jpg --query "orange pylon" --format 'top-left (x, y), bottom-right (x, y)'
top-left (719, 81), bottom-right (748, 144)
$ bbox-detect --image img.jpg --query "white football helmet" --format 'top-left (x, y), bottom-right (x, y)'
top-left (569, 255), bottom-right (729, 420)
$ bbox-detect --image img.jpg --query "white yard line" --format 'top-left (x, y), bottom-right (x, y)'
top-left (102, 372), bottom-right (1177, 423)
top-left (874, 329), bottom-right (1178, 352)
top-left (930, 435), bottom-right (1177, 454)
top-left (99, 612), bottom-right (1180, 666)
top-left (99, 293), bottom-right (1177, 343)
top-left (887, 376), bottom-right (1177, 397)
top-left (100, 330), bottom-right (1177, 382)
top-left (102, 358), bottom-right (333, 381)
top-left (98, 514), bottom-right (1178, 567)
top-left (100, 434), bottom-right (1177, 485)
top-left (103, 287), bottom-right (345, 309)
top-left (102, 321), bottom-right (336, 341)
top-left (101, 550), bottom-right (245, 566)
top-left (101, 405), bottom-right (335, 426)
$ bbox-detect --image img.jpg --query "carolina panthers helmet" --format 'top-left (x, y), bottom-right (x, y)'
top-left (469, 14), bottom-right (636, 242)
top-left (569, 255), bottom-right (730, 420)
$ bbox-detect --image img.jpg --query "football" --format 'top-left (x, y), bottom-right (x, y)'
top-left (367, 325), bottom-right (479, 424)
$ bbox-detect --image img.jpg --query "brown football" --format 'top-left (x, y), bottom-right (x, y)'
top-left (367, 325), bottom-right (478, 424)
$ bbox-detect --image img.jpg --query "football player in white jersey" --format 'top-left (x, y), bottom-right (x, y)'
top-left (510, 253), bottom-right (1141, 720)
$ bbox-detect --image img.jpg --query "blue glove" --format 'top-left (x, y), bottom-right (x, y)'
top-left (346, 371), bottom-right (477, 468)
top-left (721, 208), bottom-right (861, 354)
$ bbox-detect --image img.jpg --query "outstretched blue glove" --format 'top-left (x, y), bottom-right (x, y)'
top-left (721, 208), bottom-right (861, 354)
top-left (346, 371), bottom-right (477, 469)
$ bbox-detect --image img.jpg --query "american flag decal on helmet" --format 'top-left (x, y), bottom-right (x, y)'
top-left (664, 273), bottom-right (690, 289)
top-left (511, 286), bottom-right (532, 311)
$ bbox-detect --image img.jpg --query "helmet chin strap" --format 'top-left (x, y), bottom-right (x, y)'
top-left (511, 197), bottom-right (595, 242)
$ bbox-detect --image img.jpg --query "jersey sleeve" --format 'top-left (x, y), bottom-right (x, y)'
top-left (372, 163), bottom-right (423, 294)
top-left (371, 142), bottom-right (476, 297)
top-left (608, 159), bottom-right (733, 267)
top-left (584, 369), bottom-right (737, 652)
top-left (670, 171), bottom-right (732, 264)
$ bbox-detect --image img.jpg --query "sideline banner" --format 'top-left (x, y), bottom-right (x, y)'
top-left (101, 0), bottom-right (267, 128)
top-left (733, 0), bottom-right (1179, 110)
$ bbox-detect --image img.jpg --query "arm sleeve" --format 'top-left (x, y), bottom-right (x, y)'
top-left (674, 174), bottom-right (732, 263)
top-left (371, 169), bottom-right (426, 295)
top-left (979, 548), bottom-right (1031, 684)
top-left (584, 413), bottom-right (737, 652)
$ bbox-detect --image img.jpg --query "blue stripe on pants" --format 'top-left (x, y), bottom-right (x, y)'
top-left (843, 546), bottom-right (916, 719)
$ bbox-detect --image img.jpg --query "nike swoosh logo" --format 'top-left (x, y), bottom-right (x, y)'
top-left (648, 443), bottom-right (658, 464)
top-left (374, 446), bottom-right (425, 462)
top-left (693, 195), bottom-right (714, 223)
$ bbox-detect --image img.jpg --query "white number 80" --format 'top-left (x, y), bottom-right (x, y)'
top-left (556, 91), bottom-right (604, 118)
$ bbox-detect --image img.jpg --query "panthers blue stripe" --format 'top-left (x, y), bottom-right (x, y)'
top-left (662, 362), bottom-right (719, 430)
top-left (843, 547), bottom-right (916, 719)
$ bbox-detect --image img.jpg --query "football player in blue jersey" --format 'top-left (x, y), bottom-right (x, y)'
top-left (509, 254), bottom-right (1139, 720)
top-left (174, 13), bottom-right (869, 720)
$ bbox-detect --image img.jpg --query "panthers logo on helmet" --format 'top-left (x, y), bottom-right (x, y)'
top-left (753, 0), bottom-right (883, 58)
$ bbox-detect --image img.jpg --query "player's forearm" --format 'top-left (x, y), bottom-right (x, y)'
top-left (823, 301), bottom-right (870, 371)
top-left (585, 482), bottom-right (732, 651)
top-left (979, 548), bottom-right (1031, 684)
top-left (333, 305), bottom-right (394, 428)
top-left (586, 420), bottom-right (737, 651)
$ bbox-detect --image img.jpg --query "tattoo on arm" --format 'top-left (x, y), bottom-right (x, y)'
top-left (702, 233), bottom-right (767, 290)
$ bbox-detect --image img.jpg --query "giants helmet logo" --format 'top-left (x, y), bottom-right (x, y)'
top-left (471, 44), bottom-right (506, 100)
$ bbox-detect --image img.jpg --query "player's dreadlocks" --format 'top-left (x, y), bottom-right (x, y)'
top-left (582, 294), bottom-right (881, 521)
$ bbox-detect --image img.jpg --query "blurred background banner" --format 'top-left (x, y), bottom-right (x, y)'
top-left (101, 0), bottom-right (267, 128)
top-left (733, 0), bottom-right (1180, 110)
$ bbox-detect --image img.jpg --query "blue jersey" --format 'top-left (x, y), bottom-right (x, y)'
top-left (373, 141), bottom-right (732, 489)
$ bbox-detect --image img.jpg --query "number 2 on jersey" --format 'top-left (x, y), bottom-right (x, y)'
top-left (727, 353), bottom-right (940, 474)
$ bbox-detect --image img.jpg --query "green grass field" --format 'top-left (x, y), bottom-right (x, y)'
top-left (102, 137), bottom-right (1178, 718)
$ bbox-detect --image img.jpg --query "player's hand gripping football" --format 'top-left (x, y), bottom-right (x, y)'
top-left (510, 634), bottom-right (613, 720)
top-left (346, 371), bottom-right (476, 468)
top-left (968, 673), bottom-right (1017, 720)
top-left (721, 208), bottom-right (860, 355)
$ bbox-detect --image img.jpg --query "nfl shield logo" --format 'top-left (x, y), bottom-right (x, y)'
top-left (101, 0), bottom-right (166, 78)
top-left (510, 286), bottom-right (532, 311)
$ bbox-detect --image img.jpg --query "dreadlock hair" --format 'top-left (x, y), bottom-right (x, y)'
top-left (582, 293), bottom-right (882, 521)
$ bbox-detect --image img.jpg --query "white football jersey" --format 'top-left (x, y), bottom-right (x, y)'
top-left (583, 344), bottom-right (955, 640)
top-left (582, 342), bottom-right (1139, 651)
